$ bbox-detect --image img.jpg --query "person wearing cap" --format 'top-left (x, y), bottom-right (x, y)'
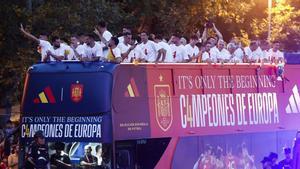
top-left (261, 156), bottom-right (272, 169)
top-left (50, 142), bottom-right (71, 169)
top-left (269, 152), bottom-right (279, 169)
top-left (80, 145), bottom-right (98, 169)
top-left (26, 130), bottom-right (50, 169)
top-left (278, 148), bottom-right (293, 169)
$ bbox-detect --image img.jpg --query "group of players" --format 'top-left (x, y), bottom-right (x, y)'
top-left (20, 21), bottom-right (285, 64)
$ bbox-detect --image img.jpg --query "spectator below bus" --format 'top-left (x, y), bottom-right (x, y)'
top-left (293, 131), bottom-right (300, 169)
top-left (118, 27), bottom-right (131, 44)
top-left (19, 24), bottom-right (52, 62)
top-left (49, 36), bottom-right (75, 61)
top-left (84, 34), bottom-right (103, 61)
top-left (269, 152), bottom-right (279, 169)
top-left (80, 145), bottom-right (97, 169)
top-left (7, 145), bottom-right (18, 169)
top-left (268, 41), bottom-right (284, 63)
top-left (201, 42), bottom-right (213, 63)
top-left (278, 147), bottom-right (293, 169)
top-left (95, 144), bottom-right (102, 166)
top-left (139, 31), bottom-right (159, 63)
top-left (210, 39), bottom-right (230, 63)
top-left (227, 43), bottom-right (243, 63)
top-left (244, 41), bottom-right (263, 63)
top-left (0, 157), bottom-right (7, 169)
top-left (26, 130), bottom-right (50, 169)
top-left (154, 34), bottom-right (173, 63)
top-left (70, 35), bottom-right (86, 61)
top-left (106, 37), bottom-right (122, 63)
top-left (261, 157), bottom-right (272, 169)
top-left (117, 32), bottom-right (132, 63)
top-left (185, 35), bottom-right (200, 63)
top-left (170, 33), bottom-right (189, 63)
top-left (50, 142), bottom-right (71, 169)
top-left (260, 40), bottom-right (271, 62)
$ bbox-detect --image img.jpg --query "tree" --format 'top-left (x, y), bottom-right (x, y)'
top-left (251, 0), bottom-right (300, 51)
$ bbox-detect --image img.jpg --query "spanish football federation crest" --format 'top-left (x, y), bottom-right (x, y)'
top-left (71, 81), bottom-right (83, 103)
top-left (154, 85), bottom-right (173, 131)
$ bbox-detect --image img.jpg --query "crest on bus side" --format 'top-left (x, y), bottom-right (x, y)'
top-left (71, 81), bottom-right (84, 103)
top-left (154, 85), bottom-right (173, 131)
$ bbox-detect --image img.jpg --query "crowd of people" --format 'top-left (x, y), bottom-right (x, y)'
top-left (0, 120), bottom-right (19, 169)
top-left (20, 21), bottom-right (285, 64)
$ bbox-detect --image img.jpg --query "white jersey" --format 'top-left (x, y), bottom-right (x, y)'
top-left (244, 46), bottom-right (263, 61)
top-left (73, 44), bottom-right (87, 60)
top-left (117, 42), bottom-right (131, 62)
top-left (210, 46), bottom-right (231, 61)
top-left (201, 51), bottom-right (210, 62)
top-left (49, 43), bottom-right (74, 61)
top-left (267, 48), bottom-right (284, 60)
top-left (128, 44), bottom-right (143, 62)
top-left (185, 44), bottom-right (200, 59)
top-left (38, 40), bottom-right (52, 61)
top-left (229, 48), bottom-right (244, 63)
top-left (84, 42), bottom-right (103, 59)
top-left (170, 44), bottom-right (188, 63)
top-left (102, 30), bottom-right (112, 42)
top-left (140, 40), bottom-right (158, 62)
top-left (156, 41), bottom-right (173, 62)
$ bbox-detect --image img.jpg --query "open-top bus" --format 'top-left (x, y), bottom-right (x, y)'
top-left (20, 62), bottom-right (300, 169)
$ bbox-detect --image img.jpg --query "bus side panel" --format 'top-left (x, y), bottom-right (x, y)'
top-left (112, 65), bottom-right (151, 140)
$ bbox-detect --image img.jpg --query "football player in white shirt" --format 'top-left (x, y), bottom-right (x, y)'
top-left (46, 36), bottom-right (67, 61)
top-left (83, 34), bottom-right (103, 61)
top-left (259, 40), bottom-right (271, 62)
top-left (139, 31), bottom-right (159, 63)
top-left (244, 41), bottom-right (263, 63)
top-left (170, 34), bottom-right (189, 63)
top-left (209, 39), bottom-right (230, 62)
top-left (154, 34), bottom-right (173, 63)
top-left (267, 41), bottom-right (284, 63)
top-left (227, 43), bottom-right (243, 63)
top-left (185, 35), bottom-right (200, 62)
top-left (201, 22), bottom-right (223, 45)
top-left (106, 37), bottom-right (122, 63)
top-left (128, 36), bottom-right (144, 63)
top-left (117, 32), bottom-right (133, 63)
top-left (94, 21), bottom-right (113, 57)
top-left (19, 24), bottom-right (53, 62)
top-left (70, 35), bottom-right (86, 61)
top-left (201, 42), bottom-right (212, 63)
top-left (118, 27), bottom-right (131, 44)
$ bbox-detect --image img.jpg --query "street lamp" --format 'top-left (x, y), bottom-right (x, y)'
top-left (268, 0), bottom-right (272, 42)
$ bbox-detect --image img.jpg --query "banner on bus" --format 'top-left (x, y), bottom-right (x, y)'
top-left (20, 114), bottom-right (112, 142)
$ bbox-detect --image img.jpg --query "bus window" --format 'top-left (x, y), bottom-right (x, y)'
top-left (116, 138), bottom-right (171, 169)
top-left (20, 141), bottom-right (112, 169)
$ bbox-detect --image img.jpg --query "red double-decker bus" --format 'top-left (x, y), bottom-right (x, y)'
top-left (20, 62), bottom-right (300, 169)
